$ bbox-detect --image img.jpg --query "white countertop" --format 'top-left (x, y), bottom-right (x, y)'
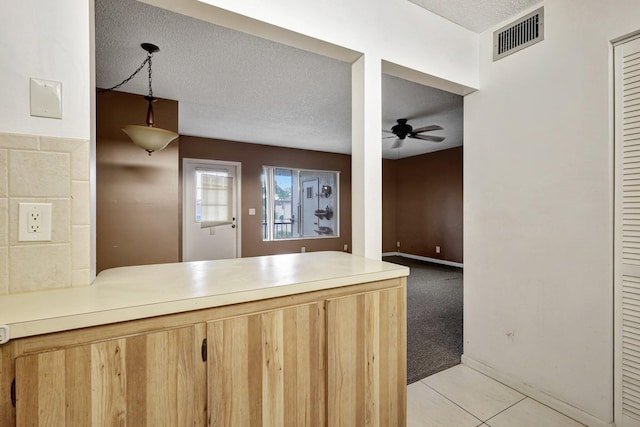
top-left (0, 252), bottom-right (409, 341)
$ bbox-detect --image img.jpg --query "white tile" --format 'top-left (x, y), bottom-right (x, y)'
top-left (486, 398), bottom-right (584, 427)
top-left (0, 133), bottom-right (38, 150)
top-left (0, 149), bottom-right (6, 197)
top-left (39, 136), bottom-right (85, 153)
top-left (71, 180), bottom-right (90, 225)
top-left (9, 244), bottom-right (71, 293)
top-left (71, 269), bottom-right (90, 287)
top-left (70, 141), bottom-right (89, 181)
top-left (422, 365), bottom-right (525, 421)
top-left (407, 381), bottom-right (482, 427)
top-left (0, 247), bottom-right (7, 294)
top-left (0, 198), bottom-right (6, 246)
top-left (71, 225), bottom-right (90, 269)
top-left (9, 150), bottom-right (70, 197)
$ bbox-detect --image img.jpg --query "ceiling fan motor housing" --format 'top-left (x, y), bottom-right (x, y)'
top-left (391, 118), bottom-right (412, 139)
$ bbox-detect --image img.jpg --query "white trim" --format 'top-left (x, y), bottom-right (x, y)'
top-left (461, 355), bottom-right (614, 427)
top-left (382, 252), bottom-right (463, 268)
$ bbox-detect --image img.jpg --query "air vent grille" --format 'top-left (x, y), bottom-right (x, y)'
top-left (493, 7), bottom-right (544, 61)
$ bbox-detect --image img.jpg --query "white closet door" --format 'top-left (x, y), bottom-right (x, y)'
top-left (615, 35), bottom-right (640, 427)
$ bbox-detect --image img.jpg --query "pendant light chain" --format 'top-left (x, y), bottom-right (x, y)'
top-left (98, 51), bottom-right (154, 94)
top-left (147, 53), bottom-right (153, 98)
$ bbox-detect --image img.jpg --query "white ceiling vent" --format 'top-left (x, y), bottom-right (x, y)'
top-left (493, 7), bottom-right (544, 61)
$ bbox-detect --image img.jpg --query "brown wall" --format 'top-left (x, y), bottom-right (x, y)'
top-left (96, 91), bottom-right (180, 272)
top-left (180, 136), bottom-right (352, 257)
top-left (383, 147), bottom-right (463, 263)
top-left (382, 159), bottom-right (398, 253)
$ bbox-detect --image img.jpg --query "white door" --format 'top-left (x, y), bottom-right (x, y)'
top-left (302, 179), bottom-right (319, 236)
top-left (183, 159), bottom-right (240, 261)
top-left (615, 35), bottom-right (640, 427)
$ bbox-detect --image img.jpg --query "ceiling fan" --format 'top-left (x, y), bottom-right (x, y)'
top-left (383, 118), bottom-right (445, 149)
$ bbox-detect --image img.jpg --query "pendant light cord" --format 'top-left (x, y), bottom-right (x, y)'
top-left (97, 50), bottom-right (154, 94)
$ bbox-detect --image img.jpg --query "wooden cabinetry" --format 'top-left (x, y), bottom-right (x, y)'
top-left (327, 286), bottom-right (406, 426)
top-left (208, 303), bottom-right (324, 426)
top-left (15, 325), bottom-right (204, 426)
top-left (1, 278), bottom-right (405, 426)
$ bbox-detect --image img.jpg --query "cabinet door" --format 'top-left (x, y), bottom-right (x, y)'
top-left (208, 302), bottom-right (324, 426)
top-left (326, 286), bottom-right (407, 427)
top-left (15, 325), bottom-right (204, 427)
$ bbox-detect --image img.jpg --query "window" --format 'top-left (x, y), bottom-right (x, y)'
top-left (262, 166), bottom-right (339, 241)
top-left (195, 168), bottom-right (233, 227)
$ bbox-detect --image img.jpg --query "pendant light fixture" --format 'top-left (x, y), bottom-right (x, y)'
top-left (100, 43), bottom-right (178, 155)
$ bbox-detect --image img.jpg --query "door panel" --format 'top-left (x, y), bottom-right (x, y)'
top-left (183, 159), bottom-right (240, 261)
top-left (15, 326), bottom-right (201, 426)
top-left (208, 303), bottom-right (324, 426)
top-left (326, 286), bottom-right (406, 427)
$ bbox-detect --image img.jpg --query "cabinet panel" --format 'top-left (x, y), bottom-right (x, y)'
top-left (15, 326), bottom-right (202, 427)
top-left (208, 302), bottom-right (324, 427)
top-left (327, 286), bottom-right (406, 426)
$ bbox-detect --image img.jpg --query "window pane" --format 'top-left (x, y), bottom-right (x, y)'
top-left (195, 169), bottom-right (231, 226)
top-left (262, 166), bottom-right (339, 241)
top-left (274, 168), bottom-right (294, 239)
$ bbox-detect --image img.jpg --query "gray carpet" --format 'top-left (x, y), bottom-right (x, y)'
top-left (383, 256), bottom-right (463, 384)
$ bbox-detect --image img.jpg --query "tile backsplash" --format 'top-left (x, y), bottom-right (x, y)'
top-left (0, 132), bottom-right (90, 294)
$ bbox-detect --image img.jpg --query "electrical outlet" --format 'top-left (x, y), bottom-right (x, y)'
top-left (301, 246), bottom-right (306, 253)
top-left (436, 245), bottom-right (441, 254)
top-left (0, 325), bottom-right (10, 344)
top-left (344, 244), bottom-right (348, 251)
top-left (19, 203), bottom-right (52, 241)
top-left (396, 241), bottom-right (400, 248)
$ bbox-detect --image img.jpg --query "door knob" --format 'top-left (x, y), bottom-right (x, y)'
top-left (232, 224), bottom-right (236, 228)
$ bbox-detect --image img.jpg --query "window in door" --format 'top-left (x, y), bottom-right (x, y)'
top-left (195, 168), bottom-right (233, 227)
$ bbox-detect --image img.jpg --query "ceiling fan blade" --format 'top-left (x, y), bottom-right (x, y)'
top-left (412, 125), bottom-right (443, 133)
top-left (382, 129), bottom-right (395, 134)
top-left (391, 138), bottom-right (404, 149)
top-left (382, 135), bottom-right (396, 139)
top-left (410, 134), bottom-right (445, 142)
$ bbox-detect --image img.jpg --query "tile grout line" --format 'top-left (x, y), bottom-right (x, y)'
top-left (419, 379), bottom-right (486, 424)
top-left (482, 395), bottom-right (528, 424)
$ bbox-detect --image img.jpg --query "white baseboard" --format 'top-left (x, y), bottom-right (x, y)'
top-left (382, 251), bottom-right (463, 268)
top-left (461, 355), bottom-right (614, 427)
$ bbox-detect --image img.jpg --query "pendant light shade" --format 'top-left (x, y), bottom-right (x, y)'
top-left (100, 43), bottom-right (177, 155)
top-left (121, 125), bottom-right (178, 155)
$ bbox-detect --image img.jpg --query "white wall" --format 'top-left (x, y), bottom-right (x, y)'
top-left (0, 0), bottom-right (91, 139)
top-left (464, 1), bottom-right (640, 424)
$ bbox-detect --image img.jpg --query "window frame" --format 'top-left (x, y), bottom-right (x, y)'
top-left (262, 165), bottom-right (340, 241)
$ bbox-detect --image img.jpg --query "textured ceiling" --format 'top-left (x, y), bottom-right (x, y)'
top-left (96, 0), bottom-right (463, 159)
top-left (408, 0), bottom-right (542, 32)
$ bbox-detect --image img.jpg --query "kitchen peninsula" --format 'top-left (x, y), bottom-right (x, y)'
top-left (0, 251), bottom-right (409, 426)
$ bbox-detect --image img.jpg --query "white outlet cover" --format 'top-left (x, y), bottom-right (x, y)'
top-left (18, 202), bottom-right (52, 242)
top-left (30, 78), bottom-right (62, 119)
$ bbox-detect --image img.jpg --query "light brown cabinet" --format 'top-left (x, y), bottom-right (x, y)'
top-left (15, 325), bottom-right (203, 426)
top-left (327, 286), bottom-right (406, 426)
top-left (1, 278), bottom-right (406, 426)
top-left (208, 303), bottom-right (325, 426)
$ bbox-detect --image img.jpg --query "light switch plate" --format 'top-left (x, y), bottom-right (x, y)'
top-left (248, 208), bottom-right (256, 216)
top-left (30, 78), bottom-right (62, 119)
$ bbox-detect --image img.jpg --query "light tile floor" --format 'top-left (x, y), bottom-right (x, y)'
top-left (407, 364), bottom-right (585, 427)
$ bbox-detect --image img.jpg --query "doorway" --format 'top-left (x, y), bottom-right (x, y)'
top-left (182, 158), bottom-right (241, 261)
